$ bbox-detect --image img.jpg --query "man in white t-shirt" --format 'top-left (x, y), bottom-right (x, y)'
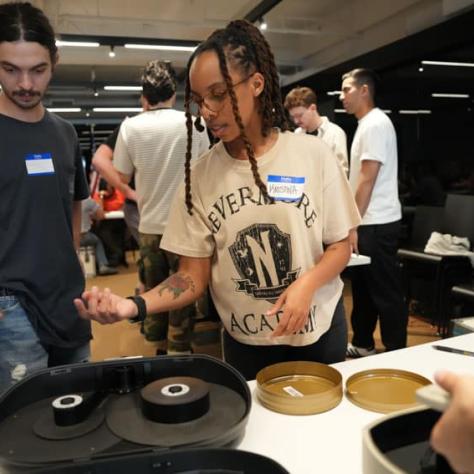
top-left (340, 68), bottom-right (407, 357)
top-left (113, 61), bottom-right (210, 354)
top-left (284, 86), bottom-right (348, 175)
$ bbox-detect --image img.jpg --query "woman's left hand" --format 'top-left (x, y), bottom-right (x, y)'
top-left (267, 274), bottom-right (315, 337)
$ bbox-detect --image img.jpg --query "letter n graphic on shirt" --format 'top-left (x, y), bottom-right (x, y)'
top-left (229, 223), bottom-right (299, 303)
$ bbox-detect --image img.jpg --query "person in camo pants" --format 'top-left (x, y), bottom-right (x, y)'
top-left (112, 61), bottom-right (210, 355)
top-left (140, 234), bottom-right (221, 356)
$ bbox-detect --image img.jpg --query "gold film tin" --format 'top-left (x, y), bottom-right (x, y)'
top-left (256, 361), bottom-right (343, 415)
top-left (345, 368), bottom-right (431, 414)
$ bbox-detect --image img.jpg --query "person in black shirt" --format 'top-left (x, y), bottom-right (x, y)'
top-left (0, 2), bottom-right (90, 394)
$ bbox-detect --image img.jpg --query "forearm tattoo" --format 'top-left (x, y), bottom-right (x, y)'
top-left (157, 273), bottom-right (196, 300)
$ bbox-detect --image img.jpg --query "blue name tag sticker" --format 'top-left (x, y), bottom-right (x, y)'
top-left (267, 175), bottom-right (305, 201)
top-left (25, 153), bottom-right (55, 176)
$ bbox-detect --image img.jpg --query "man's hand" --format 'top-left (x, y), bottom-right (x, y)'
top-left (430, 371), bottom-right (474, 474)
top-left (74, 286), bottom-right (138, 324)
top-left (123, 186), bottom-right (138, 202)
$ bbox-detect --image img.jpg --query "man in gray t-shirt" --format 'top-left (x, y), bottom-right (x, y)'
top-left (0, 2), bottom-right (90, 394)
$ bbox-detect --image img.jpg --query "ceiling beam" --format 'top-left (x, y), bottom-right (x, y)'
top-left (244, 0), bottom-right (282, 23)
top-left (58, 33), bottom-right (200, 48)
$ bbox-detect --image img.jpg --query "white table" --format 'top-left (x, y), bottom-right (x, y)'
top-left (104, 210), bottom-right (125, 220)
top-left (238, 333), bottom-right (474, 474)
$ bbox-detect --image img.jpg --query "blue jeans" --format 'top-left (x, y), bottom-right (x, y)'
top-left (80, 231), bottom-right (109, 268)
top-left (0, 295), bottom-right (90, 395)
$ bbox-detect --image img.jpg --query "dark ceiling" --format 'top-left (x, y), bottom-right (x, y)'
top-left (284, 7), bottom-right (474, 114)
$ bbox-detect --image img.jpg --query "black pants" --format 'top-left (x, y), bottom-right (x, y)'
top-left (350, 221), bottom-right (408, 351)
top-left (223, 297), bottom-right (347, 381)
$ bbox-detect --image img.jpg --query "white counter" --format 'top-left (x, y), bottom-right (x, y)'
top-left (239, 333), bottom-right (474, 474)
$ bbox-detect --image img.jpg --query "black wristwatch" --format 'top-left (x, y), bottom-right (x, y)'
top-left (126, 295), bottom-right (147, 323)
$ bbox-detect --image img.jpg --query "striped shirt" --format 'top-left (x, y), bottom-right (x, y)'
top-left (114, 109), bottom-right (210, 234)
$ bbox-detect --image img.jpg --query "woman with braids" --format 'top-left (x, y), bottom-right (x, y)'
top-left (75, 20), bottom-right (361, 380)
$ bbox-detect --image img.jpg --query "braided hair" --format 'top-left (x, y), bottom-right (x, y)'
top-left (183, 19), bottom-right (289, 215)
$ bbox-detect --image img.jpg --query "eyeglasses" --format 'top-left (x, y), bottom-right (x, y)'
top-left (186, 73), bottom-right (254, 116)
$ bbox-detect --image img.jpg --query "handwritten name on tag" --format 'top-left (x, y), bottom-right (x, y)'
top-left (267, 175), bottom-right (304, 201)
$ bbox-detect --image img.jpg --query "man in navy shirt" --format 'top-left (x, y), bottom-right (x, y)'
top-left (0, 2), bottom-right (90, 394)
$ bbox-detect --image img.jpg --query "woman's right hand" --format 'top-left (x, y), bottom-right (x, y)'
top-left (73, 286), bottom-right (138, 324)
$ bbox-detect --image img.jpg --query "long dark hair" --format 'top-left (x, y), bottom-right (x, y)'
top-left (0, 2), bottom-right (57, 63)
top-left (183, 19), bottom-right (289, 215)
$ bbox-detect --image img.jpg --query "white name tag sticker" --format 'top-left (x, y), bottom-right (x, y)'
top-left (267, 175), bottom-right (305, 201)
top-left (25, 153), bottom-right (55, 175)
top-left (282, 385), bottom-right (304, 397)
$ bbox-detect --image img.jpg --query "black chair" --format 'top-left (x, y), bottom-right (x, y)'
top-left (450, 279), bottom-right (474, 318)
top-left (398, 194), bottom-right (474, 336)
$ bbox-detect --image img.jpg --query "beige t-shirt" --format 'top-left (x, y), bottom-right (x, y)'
top-left (161, 131), bottom-right (360, 346)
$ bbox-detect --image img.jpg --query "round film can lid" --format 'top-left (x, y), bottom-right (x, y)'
top-left (256, 361), bottom-right (342, 415)
top-left (345, 368), bottom-right (431, 413)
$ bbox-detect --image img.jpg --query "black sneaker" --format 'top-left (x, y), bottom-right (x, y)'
top-left (346, 342), bottom-right (376, 358)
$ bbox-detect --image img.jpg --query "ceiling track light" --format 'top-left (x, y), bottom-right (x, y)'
top-left (82, 130), bottom-right (115, 136)
top-left (124, 43), bottom-right (196, 52)
top-left (47, 107), bottom-right (82, 112)
top-left (432, 93), bottom-right (469, 98)
top-left (93, 107), bottom-right (142, 112)
top-left (399, 109), bottom-right (432, 114)
top-left (421, 60), bottom-right (474, 68)
top-left (56, 40), bottom-right (99, 48)
top-left (104, 85), bottom-right (142, 91)
top-left (258, 17), bottom-right (268, 31)
top-left (108, 46), bottom-right (116, 58)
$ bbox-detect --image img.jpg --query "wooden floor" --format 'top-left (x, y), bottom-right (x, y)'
top-left (86, 252), bottom-right (440, 362)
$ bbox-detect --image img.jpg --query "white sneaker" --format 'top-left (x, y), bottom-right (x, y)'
top-left (346, 342), bottom-right (376, 358)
